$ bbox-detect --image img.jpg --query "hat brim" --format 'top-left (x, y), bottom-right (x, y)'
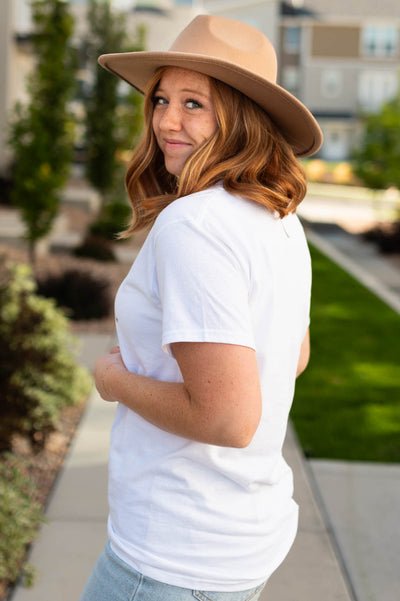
top-left (98, 51), bottom-right (322, 158)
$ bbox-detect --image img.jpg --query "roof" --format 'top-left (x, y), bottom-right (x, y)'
top-left (280, 2), bottom-right (315, 17)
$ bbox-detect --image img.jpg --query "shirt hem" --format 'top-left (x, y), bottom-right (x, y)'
top-left (109, 538), bottom-right (270, 592)
top-left (108, 505), bottom-right (298, 592)
top-left (162, 330), bottom-right (256, 356)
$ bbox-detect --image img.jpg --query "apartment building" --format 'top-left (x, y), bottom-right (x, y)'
top-left (279, 0), bottom-right (400, 160)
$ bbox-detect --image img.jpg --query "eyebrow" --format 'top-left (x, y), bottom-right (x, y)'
top-left (156, 86), bottom-right (211, 99)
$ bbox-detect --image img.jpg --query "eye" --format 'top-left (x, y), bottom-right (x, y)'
top-left (186, 99), bottom-right (202, 109)
top-left (152, 95), bottom-right (167, 107)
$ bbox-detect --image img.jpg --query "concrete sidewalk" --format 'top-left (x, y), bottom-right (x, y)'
top-left (10, 191), bottom-right (400, 601)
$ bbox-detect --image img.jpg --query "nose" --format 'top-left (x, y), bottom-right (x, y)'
top-left (158, 103), bottom-right (182, 131)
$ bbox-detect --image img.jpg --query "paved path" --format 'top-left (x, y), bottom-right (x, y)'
top-left (299, 194), bottom-right (400, 314)
top-left (308, 460), bottom-right (400, 601)
top-left (10, 189), bottom-right (400, 601)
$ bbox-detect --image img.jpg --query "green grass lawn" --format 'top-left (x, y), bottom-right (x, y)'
top-left (291, 244), bottom-right (400, 462)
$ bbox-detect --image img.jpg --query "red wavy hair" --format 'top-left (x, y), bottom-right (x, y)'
top-left (121, 67), bottom-right (307, 236)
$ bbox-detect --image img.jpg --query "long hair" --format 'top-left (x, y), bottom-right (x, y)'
top-left (122, 67), bottom-right (307, 236)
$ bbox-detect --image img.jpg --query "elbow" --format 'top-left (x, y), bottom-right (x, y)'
top-left (190, 389), bottom-right (262, 448)
top-left (219, 409), bottom-right (261, 448)
top-left (296, 354), bottom-right (309, 378)
top-left (296, 331), bottom-right (311, 378)
top-left (231, 431), bottom-right (256, 448)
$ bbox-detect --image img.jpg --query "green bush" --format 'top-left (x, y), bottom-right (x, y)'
top-left (37, 268), bottom-right (112, 320)
top-left (0, 454), bottom-right (43, 591)
top-left (363, 221), bottom-right (400, 254)
top-left (89, 200), bottom-right (131, 241)
top-left (0, 256), bottom-right (92, 452)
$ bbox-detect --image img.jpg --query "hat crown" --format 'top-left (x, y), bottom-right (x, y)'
top-left (169, 15), bottom-right (277, 84)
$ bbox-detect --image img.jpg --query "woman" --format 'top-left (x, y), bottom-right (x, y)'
top-left (80, 14), bottom-right (322, 601)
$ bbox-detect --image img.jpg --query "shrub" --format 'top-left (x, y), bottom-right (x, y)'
top-left (0, 454), bottom-right (43, 591)
top-left (37, 268), bottom-right (112, 320)
top-left (332, 162), bottom-right (354, 184)
top-left (89, 201), bottom-right (131, 241)
top-left (0, 175), bottom-right (13, 206)
top-left (363, 221), bottom-right (400, 253)
top-left (0, 257), bottom-right (92, 452)
top-left (74, 234), bottom-right (116, 262)
top-left (305, 159), bottom-right (326, 182)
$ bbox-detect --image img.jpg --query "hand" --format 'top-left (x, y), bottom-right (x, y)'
top-left (94, 346), bottom-right (126, 402)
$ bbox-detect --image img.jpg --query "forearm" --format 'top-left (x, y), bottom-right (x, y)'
top-left (96, 358), bottom-right (244, 447)
top-left (104, 364), bottom-right (198, 437)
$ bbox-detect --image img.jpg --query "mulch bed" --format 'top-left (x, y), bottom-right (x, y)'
top-left (0, 401), bottom-right (88, 601)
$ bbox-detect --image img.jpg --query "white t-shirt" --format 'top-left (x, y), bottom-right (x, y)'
top-left (108, 183), bottom-right (311, 591)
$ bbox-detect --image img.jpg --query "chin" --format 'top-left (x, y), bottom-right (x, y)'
top-left (165, 163), bottom-right (183, 177)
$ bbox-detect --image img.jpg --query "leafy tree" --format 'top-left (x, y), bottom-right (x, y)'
top-left (353, 91), bottom-right (400, 190)
top-left (117, 24), bottom-right (146, 152)
top-left (8, 0), bottom-right (77, 265)
top-left (85, 1), bottom-right (145, 207)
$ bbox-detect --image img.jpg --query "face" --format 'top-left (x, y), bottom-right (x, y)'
top-left (152, 67), bottom-right (218, 176)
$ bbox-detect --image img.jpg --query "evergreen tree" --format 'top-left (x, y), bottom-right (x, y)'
top-left (353, 91), bottom-right (400, 190)
top-left (8, 0), bottom-right (77, 265)
top-left (85, 1), bottom-right (145, 206)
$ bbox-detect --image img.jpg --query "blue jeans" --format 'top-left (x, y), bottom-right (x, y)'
top-left (79, 541), bottom-right (267, 601)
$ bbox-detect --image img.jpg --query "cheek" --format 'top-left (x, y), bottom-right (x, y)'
top-left (152, 113), bottom-right (159, 137)
top-left (200, 116), bottom-right (218, 142)
top-left (208, 112), bottom-right (218, 138)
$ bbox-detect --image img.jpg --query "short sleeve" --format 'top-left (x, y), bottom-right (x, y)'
top-left (154, 219), bottom-right (255, 356)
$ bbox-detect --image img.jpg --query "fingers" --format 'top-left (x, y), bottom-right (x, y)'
top-left (109, 345), bottom-right (121, 354)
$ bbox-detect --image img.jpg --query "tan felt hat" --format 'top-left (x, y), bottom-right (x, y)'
top-left (98, 14), bottom-right (322, 157)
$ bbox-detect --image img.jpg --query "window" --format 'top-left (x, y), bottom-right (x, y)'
top-left (362, 26), bottom-right (398, 57)
top-left (282, 66), bottom-right (300, 96)
top-left (358, 71), bottom-right (398, 111)
top-left (321, 70), bottom-right (342, 98)
top-left (322, 128), bottom-right (349, 161)
top-left (15, 0), bottom-right (33, 34)
top-left (284, 26), bottom-right (301, 53)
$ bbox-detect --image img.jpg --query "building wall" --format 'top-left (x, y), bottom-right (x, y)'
top-left (128, 6), bottom-right (200, 52)
top-left (311, 25), bottom-right (360, 58)
top-left (202, 0), bottom-right (279, 47)
top-left (303, 61), bottom-right (359, 113)
top-left (0, 0), bottom-right (14, 174)
top-left (0, 0), bottom-right (34, 175)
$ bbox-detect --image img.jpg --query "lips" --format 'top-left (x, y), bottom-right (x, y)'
top-left (164, 138), bottom-right (191, 150)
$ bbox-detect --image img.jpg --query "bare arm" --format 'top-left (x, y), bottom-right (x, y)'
top-left (94, 342), bottom-right (262, 448)
top-left (296, 328), bottom-right (310, 377)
